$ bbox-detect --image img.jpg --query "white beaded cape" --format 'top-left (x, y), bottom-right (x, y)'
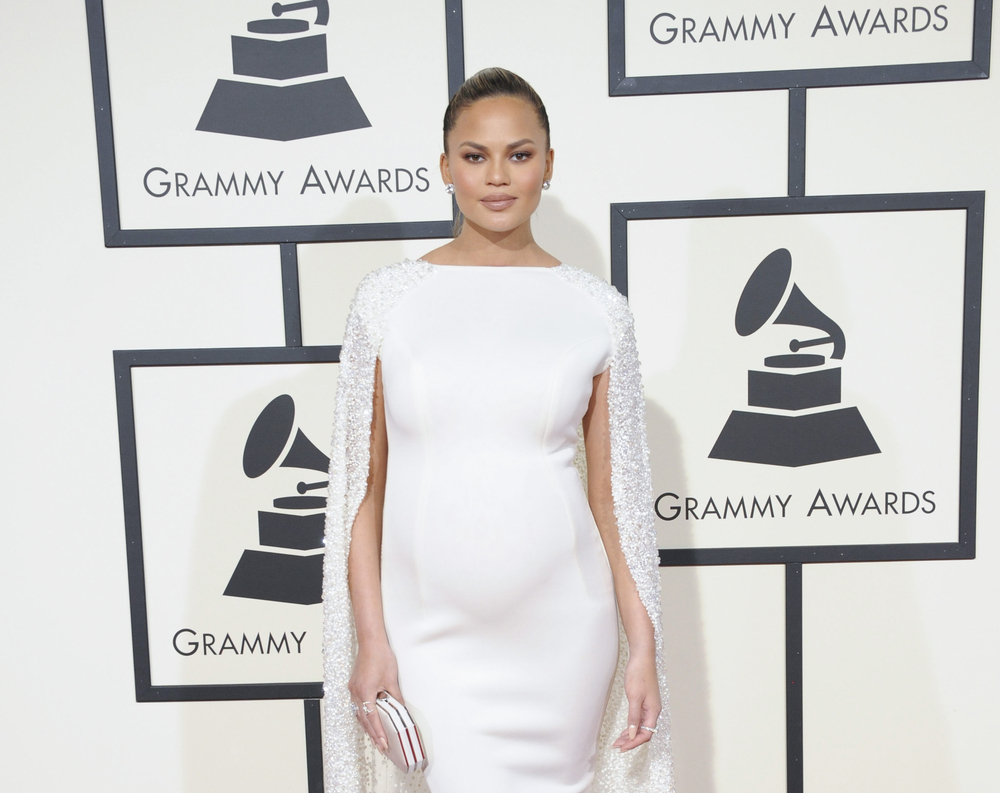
top-left (322, 259), bottom-right (674, 793)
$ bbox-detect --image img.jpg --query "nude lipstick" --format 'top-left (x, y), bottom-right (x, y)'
top-left (480, 193), bottom-right (516, 211)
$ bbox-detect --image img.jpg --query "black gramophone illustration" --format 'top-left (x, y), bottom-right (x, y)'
top-left (224, 394), bottom-right (327, 605)
top-left (709, 248), bottom-right (880, 467)
top-left (197, 0), bottom-right (370, 141)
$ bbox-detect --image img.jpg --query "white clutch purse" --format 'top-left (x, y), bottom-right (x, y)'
top-left (374, 691), bottom-right (428, 773)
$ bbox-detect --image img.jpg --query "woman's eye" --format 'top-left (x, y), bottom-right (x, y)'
top-left (464, 153), bottom-right (485, 163)
top-left (511, 151), bottom-right (532, 162)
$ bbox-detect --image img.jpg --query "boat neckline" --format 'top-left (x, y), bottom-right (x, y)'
top-left (408, 257), bottom-right (564, 270)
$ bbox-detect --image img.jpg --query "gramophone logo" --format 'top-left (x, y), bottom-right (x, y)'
top-left (709, 248), bottom-right (880, 467)
top-left (224, 394), bottom-right (328, 605)
top-left (197, 0), bottom-right (371, 141)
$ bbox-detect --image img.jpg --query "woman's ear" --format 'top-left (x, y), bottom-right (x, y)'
top-left (439, 152), bottom-right (452, 187)
top-left (544, 148), bottom-right (555, 182)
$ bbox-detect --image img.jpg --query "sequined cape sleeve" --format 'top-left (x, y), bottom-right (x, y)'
top-left (554, 265), bottom-right (675, 793)
top-left (321, 259), bottom-right (673, 793)
top-left (321, 260), bottom-right (435, 793)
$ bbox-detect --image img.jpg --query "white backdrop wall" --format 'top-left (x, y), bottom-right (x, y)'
top-left (0, 2), bottom-right (997, 792)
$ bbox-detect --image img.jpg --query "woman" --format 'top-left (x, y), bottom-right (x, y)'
top-left (322, 68), bottom-right (673, 793)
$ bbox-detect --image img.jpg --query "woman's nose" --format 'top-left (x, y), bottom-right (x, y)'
top-left (486, 159), bottom-right (509, 186)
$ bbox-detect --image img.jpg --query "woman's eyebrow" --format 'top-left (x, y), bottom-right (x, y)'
top-left (458, 138), bottom-right (537, 151)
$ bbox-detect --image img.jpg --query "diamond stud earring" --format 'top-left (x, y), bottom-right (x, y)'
top-left (445, 183), bottom-right (455, 194)
top-left (542, 179), bottom-right (551, 191)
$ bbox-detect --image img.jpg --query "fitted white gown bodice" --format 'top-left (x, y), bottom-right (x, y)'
top-left (377, 264), bottom-right (620, 793)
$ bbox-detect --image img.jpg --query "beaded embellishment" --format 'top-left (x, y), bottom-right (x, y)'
top-left (553, 265), bottom-right (674, 793)
top-left (322, 259), bottom-right (673, 793)
top-left (321, 260), bottom-right (436, 793)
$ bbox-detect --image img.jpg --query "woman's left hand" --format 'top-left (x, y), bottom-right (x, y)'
top-left (611, 646), bottom-right (661, 752)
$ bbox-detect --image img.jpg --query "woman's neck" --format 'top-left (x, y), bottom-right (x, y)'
top-left (423, 219), bottom-right (559, 268)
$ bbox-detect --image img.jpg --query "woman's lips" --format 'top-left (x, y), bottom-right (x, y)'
top-left (480, 194), bottom-right (516, 211)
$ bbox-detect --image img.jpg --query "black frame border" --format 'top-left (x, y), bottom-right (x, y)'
top-left (610, 190), bottom-right (983, 567)
top-left (114, 345), bottom-right (340, 702)
top-left (608, 0), bottom-right (992, 95)
top-left (86, 0), bottom-right (465, 247)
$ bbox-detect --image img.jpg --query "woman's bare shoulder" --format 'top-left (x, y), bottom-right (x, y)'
top-left (418, 242), bottom-right (454, 265)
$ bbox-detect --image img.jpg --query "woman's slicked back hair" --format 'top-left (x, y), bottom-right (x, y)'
top-left (443, 67), bottom-right (550, 152)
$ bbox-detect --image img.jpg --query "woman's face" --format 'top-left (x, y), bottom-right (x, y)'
top-left (440, 96), bottom-right (553, 236)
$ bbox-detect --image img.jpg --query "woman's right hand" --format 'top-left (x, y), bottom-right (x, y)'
top-left (349, 641), bottom-right (404, 753)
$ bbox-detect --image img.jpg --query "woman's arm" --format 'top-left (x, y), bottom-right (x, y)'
top-left (346, 357), bottom-right (401, 752)
top-left (582, 367), bottom-right (661, 752)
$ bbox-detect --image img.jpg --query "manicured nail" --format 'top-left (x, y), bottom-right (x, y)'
top-left (628, 723), bottom-right (637, 741)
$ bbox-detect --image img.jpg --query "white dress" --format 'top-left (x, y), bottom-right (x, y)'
top-left (322, 259), bottom-right (673, 793)
top-left (379, 264), bottom-right (620, 792)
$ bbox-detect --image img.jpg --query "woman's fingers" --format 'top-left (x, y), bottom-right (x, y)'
top-left (352, 695), bottom-right (389, 752)
top-left (613, 695), bottom-right (660, 751)
top-left (365, 697), bottom-right (389, 752)
top-left (353, 701), bottom-right (375, 746)
top-left (627, 692), bottom-right (643, 740)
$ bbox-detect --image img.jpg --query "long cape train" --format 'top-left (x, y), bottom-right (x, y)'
top-left (322, 260), bottom-right (674, 792)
